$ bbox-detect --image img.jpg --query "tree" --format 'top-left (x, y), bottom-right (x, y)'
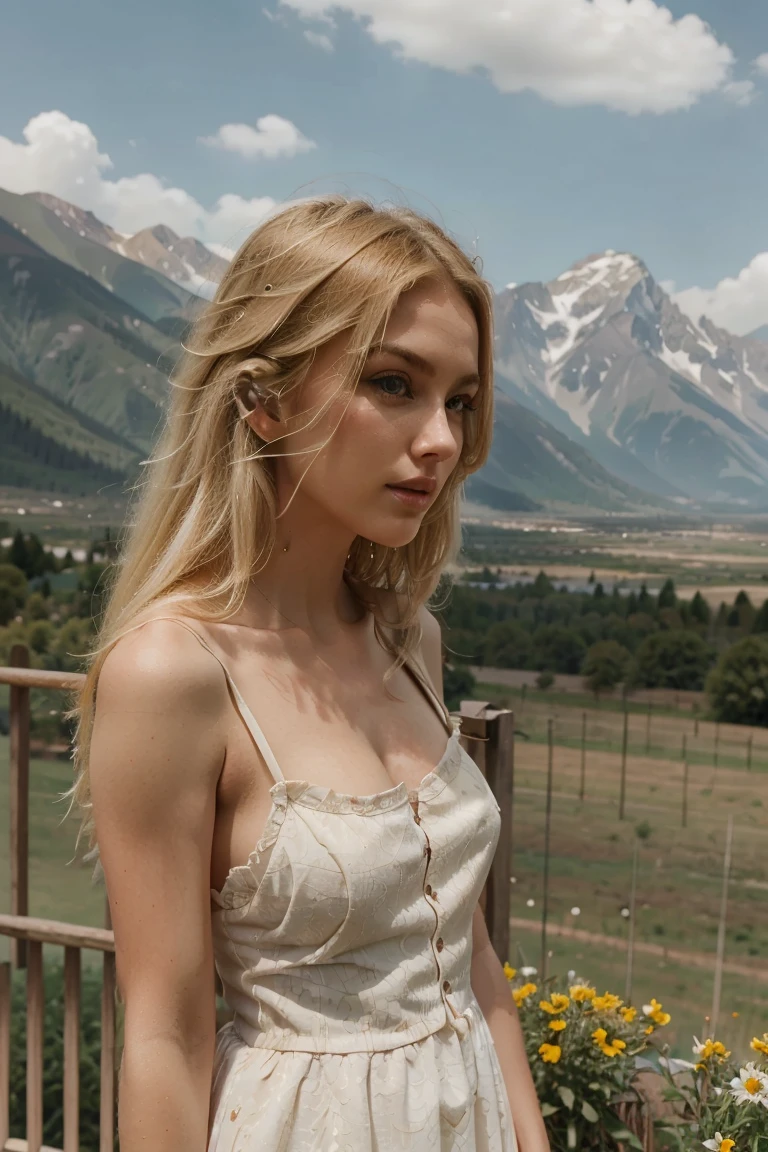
top-left (483, 621), bottom-right (532, 669)
top-left (707, 636), bottom-right (768, 726)
top-left (443, 664), bottom-right (476, 712)
top-left (689, 590), bottom-right (711, 626)
top-left (753, 599), bottom-right (768, 635)
top-left (531, 625), bottom-right (587, 675)
top-left (637, 583), bottom-right (654, 613)
top-left (657, 578), bottom-right (677, 610)
top-left (0, 563), bottom-right (27, 626)
top-left (531, 570), bottom-right (555, 599)
top-left (581, 641), bottom-right (631, 697)
top-left (634, 631), bottom-right (714, 691)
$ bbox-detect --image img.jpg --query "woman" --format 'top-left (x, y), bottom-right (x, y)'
top-left (66, 196), bottom-right (549, 1151)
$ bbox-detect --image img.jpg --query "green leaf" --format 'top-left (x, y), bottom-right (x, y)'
top-left (567, 1121), bottom-right (577, 1149)
top-left (558, 1086), bottom-right (576, 1111)
top-left (581, 1101), bottom-right (599, 1123)
top-left (540, 1103), bottom-right (560, 1117)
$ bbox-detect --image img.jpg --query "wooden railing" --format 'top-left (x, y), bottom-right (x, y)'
top-left (0, 644), bottom-right (514, 1150)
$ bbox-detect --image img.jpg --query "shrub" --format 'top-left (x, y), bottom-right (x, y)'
top-left (504, 965), bottom-right (672, 1151)
top-left (707, 636), bottom-right (768, 726)
top-left (634, 631), bottom-right (714, 691)
top-left (581, 640), bottom-right (631, 697)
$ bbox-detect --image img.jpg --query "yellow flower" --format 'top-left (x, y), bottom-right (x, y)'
top-left (732, 1012), bottom-right (740, 1019)
top-left (751, 1035), bottom-right (768, 1057)
top-left (569, 984), bottom-right (595, 1002)
top-left (592, 1027), bottom-right (627, 1057)
top-left (620, 1006), bottom-right (637, 1023)
top-left (694, 1038), bottom-right (731, 1062)
top-left (539, 993), bottom-right (570, 1015)
top-left (503, 962), bottom-right (517, 982)
top-left (643, 998), bottom-right (671, 1027)
top-left (549, 1019), bottom-right (567, 1032)
top-left (644, 1025), bottom-right (655, 1035)
top-left (513, 982), bottom-right (537, 1007)
top-left (592, 992), bottom-right (623, 1012)
top-left (538, 1042), bottom-right (562, 1064)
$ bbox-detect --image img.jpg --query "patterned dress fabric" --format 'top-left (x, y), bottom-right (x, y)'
top-left (146, 617), bottom-right (517, 1151)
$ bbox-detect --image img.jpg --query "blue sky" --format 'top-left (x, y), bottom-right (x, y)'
top-left (2, 0), bottom-right (768, 333)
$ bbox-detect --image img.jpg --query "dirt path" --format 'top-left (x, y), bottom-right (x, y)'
top-left (511, 917), bottom-right (768, 982)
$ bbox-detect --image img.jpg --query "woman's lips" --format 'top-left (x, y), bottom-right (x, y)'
top-left (385, 485), bottom-right (432, 509)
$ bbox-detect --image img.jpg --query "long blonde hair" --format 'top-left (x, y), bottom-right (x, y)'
top-left (63, 194), bottom-right (495, 867)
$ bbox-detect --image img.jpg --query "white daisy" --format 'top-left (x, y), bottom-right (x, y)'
top-left (703, 1133), bottom-right (735, 1152)
top-left (730, 1063), bottom-right (768, 1107)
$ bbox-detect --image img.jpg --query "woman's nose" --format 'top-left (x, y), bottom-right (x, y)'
top-left (411, 405), bottom-right (460, 461)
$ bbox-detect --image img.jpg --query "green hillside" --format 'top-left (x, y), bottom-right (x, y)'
top-left (0, 363), bottom-right (139, 493)
top-left (0, 187), bottom-right (198, 325)
top-left (0, 216), bottom-right (173, 449)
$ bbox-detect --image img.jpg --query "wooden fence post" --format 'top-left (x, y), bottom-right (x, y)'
top-left (9, 644), bottom-right (30, 971)
top-left (619, 706), bottom-right (629, 821)
top-left (459, 704), bottom-right (514, 964)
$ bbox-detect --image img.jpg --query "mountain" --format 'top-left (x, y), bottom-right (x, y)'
top-left (468, 393), bottom-right (669, 512)
top-left (29, 192), bottom-right (228, 297)
top-left (0, 362), bottom-right (139, 493)
top-left (748, 324), bottom-right (768, 344)
top-left (494, 252), bottom-right (768, 507)
top-left (0, 187), bottom-right (201, 326)
top-left (0, 215), bottom-right (172, 451)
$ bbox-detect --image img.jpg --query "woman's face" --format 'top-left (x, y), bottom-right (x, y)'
top-left (260, 275), bottom-right (481, 549)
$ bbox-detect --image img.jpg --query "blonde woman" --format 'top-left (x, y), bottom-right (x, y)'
top-left (67, 197), bottom-right (549, 1151)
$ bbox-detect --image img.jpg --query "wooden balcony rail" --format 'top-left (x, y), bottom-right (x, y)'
top-left (0, 917), bottom-right (115, 1152)
top-left (1, 648), bottom-right (515, 1151)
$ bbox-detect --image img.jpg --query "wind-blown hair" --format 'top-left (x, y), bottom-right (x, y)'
top-left (62, 194), bottom-right (495, 868)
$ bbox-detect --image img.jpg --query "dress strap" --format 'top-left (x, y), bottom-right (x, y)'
top-left (121, 615), bottom-right (285, 784)
top-left (402, 654), bottom-right (454, 735)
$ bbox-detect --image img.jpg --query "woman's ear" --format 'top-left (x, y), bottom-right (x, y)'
top-left (234, 381), bottom-right (282, 440)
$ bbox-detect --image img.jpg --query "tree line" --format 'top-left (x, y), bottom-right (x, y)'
top-left (435, 568), bottom-right (768, 725)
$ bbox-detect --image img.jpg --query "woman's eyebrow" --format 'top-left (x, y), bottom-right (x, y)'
top-left (368, 340), bottom-right (480, 388)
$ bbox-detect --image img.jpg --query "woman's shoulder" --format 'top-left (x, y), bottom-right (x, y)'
top-left (97, 605), bottom-right (229, 721)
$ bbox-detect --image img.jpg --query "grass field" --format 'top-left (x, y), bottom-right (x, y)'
top-left (480, 683), bottom-right (768, 1059)
top-left (0, 735), bottom-right (106, 972)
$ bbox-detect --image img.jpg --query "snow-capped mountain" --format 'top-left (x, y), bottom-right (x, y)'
top-left (30, 192), bottom-right (228, 295)
top-left (494, 252), bottom-right (768, 506)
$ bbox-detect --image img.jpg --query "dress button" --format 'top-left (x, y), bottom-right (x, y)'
top-left (431, 890), bottom-right (438, 901)
top-left (425, 884), bottom-right (433, 896)
top-left (436, 937), bottom-right (444, 952)
top-left (443, 980), bottom-right (451, 993)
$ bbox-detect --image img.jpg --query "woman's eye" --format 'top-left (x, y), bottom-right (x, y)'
top-left (447, 393), bottom-right (479, 413)
top-left (371, 374), bottom-right (411, 399)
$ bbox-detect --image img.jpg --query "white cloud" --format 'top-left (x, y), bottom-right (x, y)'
top-left (673, 254), bottom-right (768, 337)
top-left (754, 53), bottom-right (768, 74)
top-left (0, 110), bottom-right (278, 249)
top-left (280, 0), bottom-right (735, 114)
top-left (304, 29), bottom-right (334, 50)
top-left (723, 79), bottom-right (756, 107)
top-left (199, 114), bottom-right (317, 159)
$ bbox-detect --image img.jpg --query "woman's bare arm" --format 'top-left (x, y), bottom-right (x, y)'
top-left (418, 606), bottom-right (549, 1152)
top-left (471, 907), bottom-right (550, 1152)
top-left (89, 619), bottom-right (230, 1152)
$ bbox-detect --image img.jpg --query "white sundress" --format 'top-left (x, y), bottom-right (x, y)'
top-left (147, 617), bottom-right (517, 1151)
